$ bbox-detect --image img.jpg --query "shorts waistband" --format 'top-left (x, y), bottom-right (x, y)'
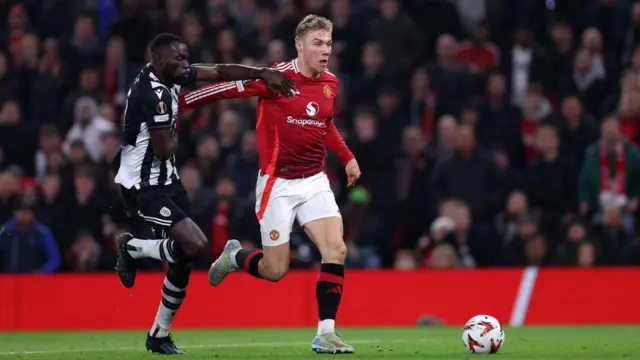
top-left (259, 169), bottom-right (324, 179)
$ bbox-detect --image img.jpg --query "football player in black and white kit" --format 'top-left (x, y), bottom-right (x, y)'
top-left (113, 33), bottom-right (296, 355)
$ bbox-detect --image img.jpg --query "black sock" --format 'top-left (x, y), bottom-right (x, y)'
top-left (235, 249), bottom-right (264, 279)
top-left (316, 263), bottom-right (344, 321)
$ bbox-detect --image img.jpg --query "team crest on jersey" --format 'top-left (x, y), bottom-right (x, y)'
top-left (323, 85), bottom-right (332, 98)
top-left (160, 207), bottom-right (172, 217)
top-left (269, 230), bottom-right (280, 241)
top-left (156, 101), bottom-right (167, 114)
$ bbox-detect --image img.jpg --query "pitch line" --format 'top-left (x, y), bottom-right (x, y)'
top-left (0, 338), bottom-right (432, 356)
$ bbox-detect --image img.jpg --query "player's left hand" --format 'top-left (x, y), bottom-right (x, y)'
top-left (260, 68), bottom-right (298, 98)
top-left (345, 158), bottom-right (361, 188)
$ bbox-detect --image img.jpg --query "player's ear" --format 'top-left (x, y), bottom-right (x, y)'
top-left (295, 40), bottom-right (303, 52)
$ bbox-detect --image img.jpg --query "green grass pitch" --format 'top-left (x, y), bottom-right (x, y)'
top-left (1, 326), bottom-right (639, 359)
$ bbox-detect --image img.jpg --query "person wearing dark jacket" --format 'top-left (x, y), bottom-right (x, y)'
top-left (0, 198), bottom-right (60, 273)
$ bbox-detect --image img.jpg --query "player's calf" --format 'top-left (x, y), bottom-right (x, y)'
top-left (237, 242), bottom-right (290, 282)
top-left (303, 217), bottom-right (349, 338)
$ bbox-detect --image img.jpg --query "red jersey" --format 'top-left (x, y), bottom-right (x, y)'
top-left (180, 59), bottom-right (354, 179)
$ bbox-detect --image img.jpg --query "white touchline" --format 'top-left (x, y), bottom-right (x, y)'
top-left (0, 338), bottom-right (432, 356)
top-left (510, 266), bottom-right (539, 327)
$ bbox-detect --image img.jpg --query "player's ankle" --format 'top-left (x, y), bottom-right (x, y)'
top-left (317, 319), bottom-right (335, 335)
top-left (230, 246), bottom-right (242, 267)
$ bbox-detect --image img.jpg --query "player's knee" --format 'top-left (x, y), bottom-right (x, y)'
top-left (182, 238), bottom-right (207, 257)
top-left (324, 239), bottom-right (347, 263)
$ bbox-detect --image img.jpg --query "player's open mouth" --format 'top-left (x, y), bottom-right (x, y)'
top-left (319, 60), bottom-right (328, 65)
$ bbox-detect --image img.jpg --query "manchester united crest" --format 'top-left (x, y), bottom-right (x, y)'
top-left (323, 85), bottom-right (332, 98)
top-left (269, 230), bottom-right (280, 241)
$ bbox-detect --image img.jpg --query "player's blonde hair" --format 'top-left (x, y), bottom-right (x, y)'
top-left (295, 15), bottom-right (333, 41)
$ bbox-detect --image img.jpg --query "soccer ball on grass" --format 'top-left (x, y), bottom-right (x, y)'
top-left (462, 315), bottom-right (505, 354)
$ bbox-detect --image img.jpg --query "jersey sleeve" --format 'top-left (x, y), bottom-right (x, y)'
top-left (325, 118), bottom-right (355, 166)
top-left (180, 79), bottom-right (272, 110)
top-left (143, 88), bottom-right (174, 131)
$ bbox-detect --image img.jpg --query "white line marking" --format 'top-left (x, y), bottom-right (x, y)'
top-left (0, 338), bottom-right (431, 356)
top-left (509, 266), bottom-right (539, 327)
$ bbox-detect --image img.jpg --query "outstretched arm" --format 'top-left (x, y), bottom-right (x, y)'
top-left (192, 64), bottom-right (266, 82)
top-left (180, 79), bottom-right (273, 109)
top-left (179, 64), bottom-right (297, 97)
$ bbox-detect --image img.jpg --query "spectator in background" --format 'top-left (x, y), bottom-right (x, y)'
top-left (476, 73), bottom-right (522, 165)
top-left (526, 124), bottom-right (578, 246)
top-left (343, 187), bottom-right (382, 269)
top-left (600, 69), bottom-right (639, 118)
top-left (349, 41), bottom-right (386, 107)
top-left (593, 205), bottom-right (635, 265)
top-left (503, 24), bottom-right (550, 108)
top-left (555, 95), bottom-right (598, 166)
top-left (0, 197), bottom-right (61, 273)
top-left (457, 20), bottom-right (500, 75)
top-left (580, 27), bottom-right (615, 85)
top-left (560, 48), bottom-right (608, 116)
top-left (64, 13), bottom-right (103, 72)
top-left (368, 0), bottom-right (423, 76)
top-left (34, 124), bottom-right (63, 182)
top-left (521, 83), bottom-right (553, 164)
top-left (548, 21), bottom-right (576, 95)
top-left (61, 67), bottom-right (105, 131)
top-left (556, 216), bottom-right (595, 267)
top-left (195, 135), bottom-right (223, 188)
top-left (0, 171), bottom-right (20, 225)
top-left (60, 165), bottom-right (104, 260)
top-left (579, 116), bottom-right (640, 231)
top-left (408, 67), bottom-right (438, 138)
top-left (226, 131), bottom-right (259, 199)
top-left (0, 100), bottom-right (36, 176)
top-left (618, 90), bottom-right (640, 145)
top-left (5, 3), bottom-right (31, 67)
top-left (35, 173), bottom-right (65, 242)
top-left (426, 34), bottom-right (472, 117)
top-left (63, 96), bottom-right (117, 162)
top-left (430, 114), bottom-right (458, 161)
top-left (432, 125), bottom-right (504, 224)
top-left (395, 126), bottom-right (434, 249)
top-left (103, 36), bottom-right (138, 109)
top-left (496, 190), bottom-right (532, 246)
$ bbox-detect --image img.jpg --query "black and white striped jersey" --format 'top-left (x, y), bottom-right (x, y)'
top-left (114, 64), bottom-right (195, 190)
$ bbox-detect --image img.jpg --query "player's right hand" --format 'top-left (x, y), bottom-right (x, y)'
top-left (260, 68), bottom-right (297, 98)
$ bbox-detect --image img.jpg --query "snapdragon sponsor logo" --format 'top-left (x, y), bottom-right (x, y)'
top-left (286, 116), bottom-right (326, 127)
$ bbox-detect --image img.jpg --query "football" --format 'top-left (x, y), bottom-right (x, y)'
top-left (462, 315), bottom-right (505, 354)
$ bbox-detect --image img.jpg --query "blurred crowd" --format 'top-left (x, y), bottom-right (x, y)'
top-left (2, 0), bottom-right (640, 273)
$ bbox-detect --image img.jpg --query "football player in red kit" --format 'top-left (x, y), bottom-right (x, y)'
top-left (180, 15), bottom-right (360, 354)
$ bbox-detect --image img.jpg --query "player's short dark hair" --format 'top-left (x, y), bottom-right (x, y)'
top-left (149, 33), bottom-right (185, 56)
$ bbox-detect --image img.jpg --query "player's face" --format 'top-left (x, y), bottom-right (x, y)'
top-left (161, 42), bottom-right (190, 83)
top-left (299, 30), bottom-right (332, 74)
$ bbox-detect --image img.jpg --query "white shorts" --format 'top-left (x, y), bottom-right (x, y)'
top-left (255, 171), bottom-right (341, 246)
